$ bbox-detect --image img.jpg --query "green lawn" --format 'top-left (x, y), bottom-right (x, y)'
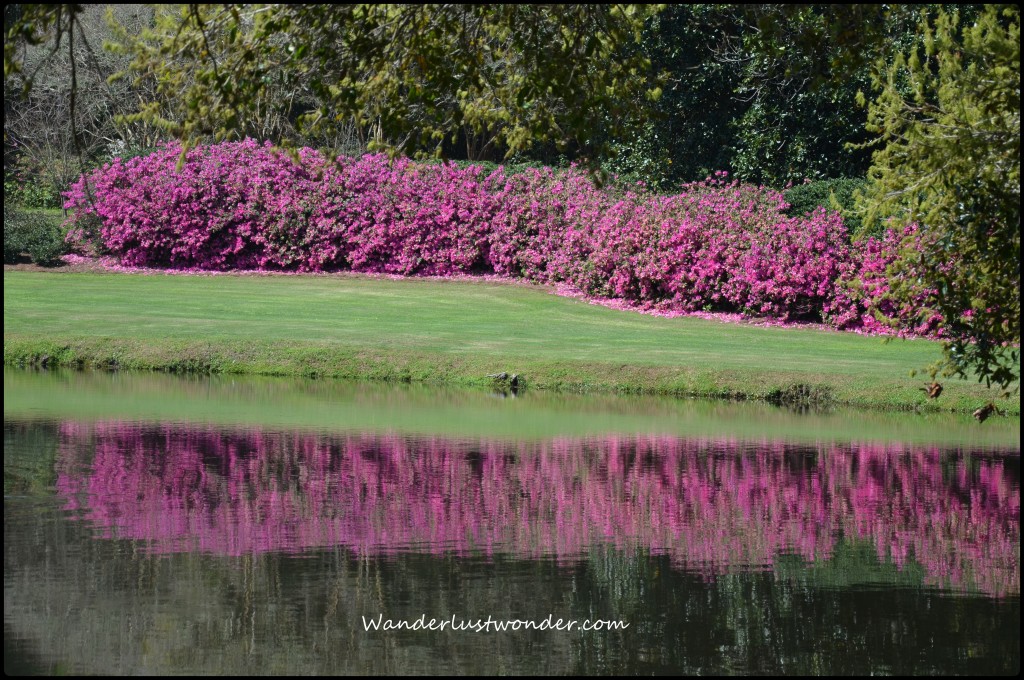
top-left (3, 270), bottom-right (1018, 413)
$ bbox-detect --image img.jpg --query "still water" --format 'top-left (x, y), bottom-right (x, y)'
top-left (4, 370), bottom-right (1020, 675)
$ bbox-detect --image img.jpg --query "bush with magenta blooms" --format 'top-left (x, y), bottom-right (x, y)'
top-left (64, 139), bottom-right (930, 333)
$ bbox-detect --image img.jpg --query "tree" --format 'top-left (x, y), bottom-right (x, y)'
top-left (857, 5), bottom-right (1020, 392)
top-left (600, 5), bottom-right (928, 189)
top-left (6, 5), bottom-right (663, 165)
top-left (5, 5), bottom-right (164, 205)
top-left (97, 4), bottom-right (663, 163)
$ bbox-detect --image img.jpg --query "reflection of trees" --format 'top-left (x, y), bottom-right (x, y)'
top-left (4, 506), bottom-right (582, 675)
top-left (52, 423), bottom-right (1020, 596)
top-left (577, 545), bottom-right (1020, 675)
top-left (3, 420), bottom-right (59, 494)
top-left (4, 502), bottom-right (1020, 675)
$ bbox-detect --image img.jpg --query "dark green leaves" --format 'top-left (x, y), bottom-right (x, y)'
top-left (858, 5), bottom-right (1020, 393)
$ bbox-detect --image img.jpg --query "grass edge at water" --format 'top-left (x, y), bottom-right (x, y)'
top-left (4, 334), bottom-right (1017, 415)
top-left (3, 270), bottom-right (1017, 416)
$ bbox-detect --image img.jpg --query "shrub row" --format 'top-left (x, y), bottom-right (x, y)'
top-left (64, 140), bottom-right (934, 333)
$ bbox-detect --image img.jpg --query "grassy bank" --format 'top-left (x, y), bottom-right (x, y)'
top-left (3, 270), bottom-right (1018, 414)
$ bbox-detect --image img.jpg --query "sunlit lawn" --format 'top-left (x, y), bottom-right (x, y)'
top-left (4, 270), bottom-right (1017, 412)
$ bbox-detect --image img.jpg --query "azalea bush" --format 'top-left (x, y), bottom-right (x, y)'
top-left (825, 225), bottom-right (943, 337)
top-left (64, 139), bottom-right (930, 333)
top-left (486, 170), bottom-right (850, 321)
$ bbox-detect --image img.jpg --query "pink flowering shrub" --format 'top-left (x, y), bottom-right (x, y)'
top-left (473, 168), bottom-right (851, 321)
top-left (825, 225), bottom-right (943, 337)
top-left (64, 143), bottom-right (500, 275)
top-left (64, 139), bottom-right (936, 332)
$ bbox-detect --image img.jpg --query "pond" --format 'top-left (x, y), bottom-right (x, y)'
top-left (4, 369), bottom-right (1020, 675)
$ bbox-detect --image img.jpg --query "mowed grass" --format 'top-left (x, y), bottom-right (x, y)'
top-left (3, 270), bottom-right (1018, 413)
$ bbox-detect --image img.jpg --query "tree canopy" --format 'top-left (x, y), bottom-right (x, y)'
top-left (857, 4), bottom-right (1020, 392)
top-left (99, 4), bottom-right (661, 163)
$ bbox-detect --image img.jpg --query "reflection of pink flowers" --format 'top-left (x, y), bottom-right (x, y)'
top-left (54, 422), bottom-right (1020, 597)
top-left (64, 140), bottom-right (941, 336)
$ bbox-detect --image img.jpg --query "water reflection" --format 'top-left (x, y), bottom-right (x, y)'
top-left (53, 421), bottom-right (1020, 597)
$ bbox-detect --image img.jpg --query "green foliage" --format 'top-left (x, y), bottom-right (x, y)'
top-left (4, 206), bottom-right (67, 265)
top-left (858, 5), bottom-right (1020, 392)
top-left (419, 157), bottom-right (549, 177)
top-left (2, 205), bottom-right (19, 263)
top-left (600, 5), bottom-right (743, 188)
top-left (4, 174), bottom-right (61, 209)
top-left (727, 5), bottom-right (929, 185)
top-left (107, 4), bottom-right (662, 164)
top-left (599, 5), bottom-right (920, 189)
top-left (784, 178), bottom-right (866, 233)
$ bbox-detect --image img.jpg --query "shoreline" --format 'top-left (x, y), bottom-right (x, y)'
top-left (6, 369), bottom-right (1020, 451)
top-left (5, 334), bottom-right (1018, 416)
top-left (4, 268), bottom-right (1018, 416)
